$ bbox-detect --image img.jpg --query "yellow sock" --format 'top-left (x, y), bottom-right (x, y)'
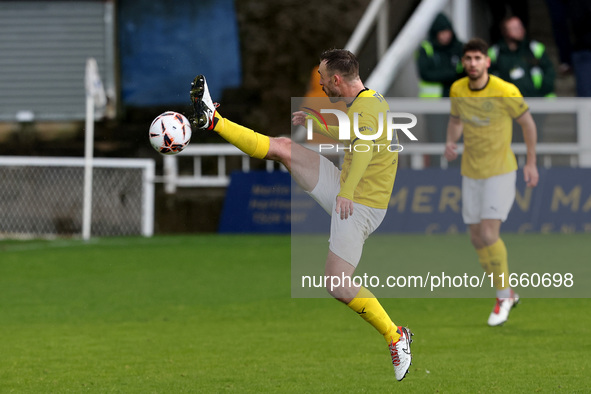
top-left (487, 238), bottom-right (509, 290)
top-left (347, 287), bottom-right (400, 343)
top-left (476, 246), bottom-right (491, 275)
top-left (212, 112), bottom-right (270, 159)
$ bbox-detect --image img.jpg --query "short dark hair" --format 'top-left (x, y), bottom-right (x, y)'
top-left (463, 38), bottom-right (489, 56)
top-left (319, 49), bottom-right (359, 80)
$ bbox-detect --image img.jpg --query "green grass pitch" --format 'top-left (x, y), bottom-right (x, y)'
top-left (0, 234), bottom-right (589, 392)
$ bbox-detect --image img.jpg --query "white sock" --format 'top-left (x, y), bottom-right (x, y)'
top-left (496, 287), bottom-right (512, 299)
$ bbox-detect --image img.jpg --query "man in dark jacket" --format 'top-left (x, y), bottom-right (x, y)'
top-left (489, 16), bottom-right (555, 97)
top-left (416, 13), bottom-right (464, 167)
top-left (417, 13), bottom-right (464, 98)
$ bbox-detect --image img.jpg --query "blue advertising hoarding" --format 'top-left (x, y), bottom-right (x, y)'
top-left (219, 171), bottom-right (291, 233)
top-left (219, 168), bottom-right (591, 234)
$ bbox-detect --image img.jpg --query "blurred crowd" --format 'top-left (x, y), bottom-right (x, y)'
top-left (416, 1), bottom-right (591, 99)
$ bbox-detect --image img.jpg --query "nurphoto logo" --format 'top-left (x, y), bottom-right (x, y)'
top-left (303, 108), bottom-right (419, 153)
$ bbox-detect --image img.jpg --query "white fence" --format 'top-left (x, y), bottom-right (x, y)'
top-left (160, 144), bottom-right (283, 193)
top-left (157, 98), bottom-right (591, 193)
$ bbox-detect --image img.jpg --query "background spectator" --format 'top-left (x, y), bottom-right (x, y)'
top-left (417, 13), bottom-right (464, 98)
top-left (488, 16), bottom-right (556, 98)
top-left (485, 0), bottom-right (529, 44)
top-left (416, 13), bottom-right (464, 167)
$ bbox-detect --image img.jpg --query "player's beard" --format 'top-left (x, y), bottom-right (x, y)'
top-left (467, 67), bottom-right (485, 81)
top-left (323, 86), bottom-right (340, 103)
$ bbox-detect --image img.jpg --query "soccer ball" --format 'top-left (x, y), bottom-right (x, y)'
top-left (149, 111), bottom-right (192, 155)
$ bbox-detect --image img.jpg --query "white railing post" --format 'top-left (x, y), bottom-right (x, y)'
top-left (142, 160), bottom-right (155, 237)
top-left (577, 98), bottom-right (591, 167)
top-left (164, 155), bottom-right (177, 194)
top-left (242, 156), bottom-right (250, 172)
top-left (194, 156), bottom-right (202, 179)
top-left (218, 156), bottom-right (226, 180)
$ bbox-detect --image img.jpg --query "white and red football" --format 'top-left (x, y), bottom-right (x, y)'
top-left (149, 111), bottom-right (192, 155)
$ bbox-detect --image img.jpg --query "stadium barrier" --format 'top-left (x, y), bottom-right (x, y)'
top-left (158, 142), bottom-right (584, 194)
top-left (217, 167), bottom-right (591, 234)
top-left (157, 98), bottom-right (591, 193)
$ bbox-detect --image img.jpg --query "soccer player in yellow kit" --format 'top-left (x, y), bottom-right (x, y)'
top-left (444, 38), bottom-right (539, 326)
top-left (190, 49), bottom-right (413, 380)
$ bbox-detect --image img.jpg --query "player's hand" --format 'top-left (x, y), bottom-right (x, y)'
top-left (292, 111), bottom-right (307, 127)
top-left (523, 163), bottom-right (539, 188)
top-left (335, 196), bottom-right (354, 220)
top-left (444, 142), bottom-right (458, 161)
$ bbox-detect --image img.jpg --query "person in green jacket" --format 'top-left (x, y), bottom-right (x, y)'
top-left (488, 16), bottom-right (556, 97)
top-left (416, 13), bottom-right (464, 166)
top-left (417, 13), bottom-right (465, 98)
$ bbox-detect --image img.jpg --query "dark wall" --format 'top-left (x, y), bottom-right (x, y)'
top-left (231, 0), bottom-right (371, 135)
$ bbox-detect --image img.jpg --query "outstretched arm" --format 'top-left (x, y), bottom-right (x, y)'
top-left (292, 111), bottom-right (340, 141)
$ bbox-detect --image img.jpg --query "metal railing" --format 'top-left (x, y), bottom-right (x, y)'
top-left (344, 0), bottom-right (389, 57)
top-left (159, 145), bottom-right (286, 193)
top-left (365, 0), bottom-right (450, 93)
top-left (156, 141), bottom-right (586, 193)
top-left (156, 98), bottom-right (591, 193)
top-left (383, 97), bottom-right (591, 169)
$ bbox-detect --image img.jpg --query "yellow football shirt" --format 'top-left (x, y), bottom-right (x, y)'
top-left (450, 75), bottom-right (529, 179)
top-left (309, 89), bottom-right (398, 209)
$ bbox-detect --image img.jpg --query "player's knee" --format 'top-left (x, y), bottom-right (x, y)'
top-left (325, 285), bottom-right (351, 303)
top-left (479, 224), bottom-right (499, 246)
top-left (324, 277), bottom-right (358, 303)
top-left (267, 137), bottom-right (292, 163)
top-left (480, 229), bottom-right (499, 246)
top-left (325, 285), bottom-right (338, 299)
